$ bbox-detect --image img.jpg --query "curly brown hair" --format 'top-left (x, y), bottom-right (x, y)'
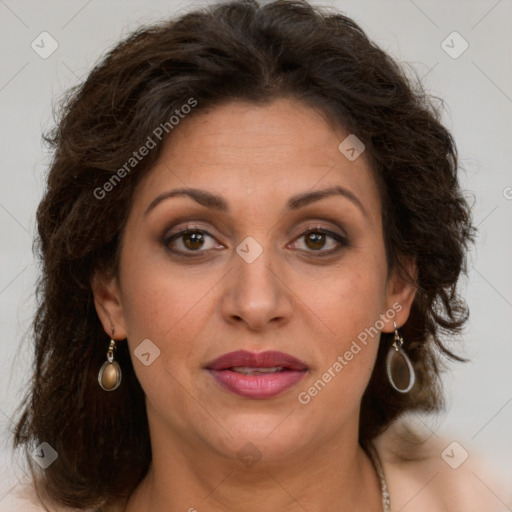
top-left (12, 0), bottom-right (474, 510)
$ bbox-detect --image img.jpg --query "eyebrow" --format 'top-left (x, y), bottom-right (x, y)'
top-left (144, 185), bottom-right (367, 217)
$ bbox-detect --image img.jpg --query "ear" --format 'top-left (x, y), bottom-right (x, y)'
top-left (381, 257), bottom-right (417, 333)
top-left (91, 270), bottom-right (128, 340)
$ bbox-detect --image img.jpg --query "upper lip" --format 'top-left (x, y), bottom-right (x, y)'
top-left (205, 350), bottom-right (308, 371)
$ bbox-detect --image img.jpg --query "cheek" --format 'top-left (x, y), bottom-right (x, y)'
top-left (118, 244), bottom-right (225, 393)
top-left (305, 258), bottom-right (387, 344)
top-left (296, 256), bottom-right (387, 401)
top-left (119, 272), bottom-right (206, 404)
top-left (119, 233), bottom-right (205, 338)
top-left (121, 269), bottom-right (211, 350)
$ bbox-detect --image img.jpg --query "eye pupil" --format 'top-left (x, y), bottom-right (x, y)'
top-left (184, 232), bottom-right (204, 250)
top-left (306, 232), bottom-right (325, 250)
top-left (167, 227), bottom-right (344, 256)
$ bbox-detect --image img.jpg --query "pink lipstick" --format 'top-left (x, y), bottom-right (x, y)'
top-left (205, 350), bottom-right (308, 399)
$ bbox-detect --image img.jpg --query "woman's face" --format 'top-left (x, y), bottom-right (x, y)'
top-left (93, 98), bottom-right (415, 464)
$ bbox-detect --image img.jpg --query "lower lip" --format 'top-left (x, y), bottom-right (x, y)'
top-left (207, 369), bottom-right (307, 399)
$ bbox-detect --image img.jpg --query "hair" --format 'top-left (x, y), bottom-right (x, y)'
top-left (12, 0), bottom-right (475, 510)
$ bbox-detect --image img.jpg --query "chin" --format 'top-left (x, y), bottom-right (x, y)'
top-left (198, 412), bottom-right (310, 464)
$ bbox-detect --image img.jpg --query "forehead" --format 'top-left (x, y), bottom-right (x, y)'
top-left (132, 98), bottom-right (381, 218)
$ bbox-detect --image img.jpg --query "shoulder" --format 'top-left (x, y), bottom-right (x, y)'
top-left (0, 476), bottom-right (46, 512)
top-left (0, 476), bottom-right (115, 512)
top-left (373, 416), bottom-right (512, 512)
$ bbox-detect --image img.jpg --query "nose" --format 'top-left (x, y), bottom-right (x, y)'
top-left (220, 242), bottom-right (293, 332)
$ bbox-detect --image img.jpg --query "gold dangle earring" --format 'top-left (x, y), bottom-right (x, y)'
top-left (386, 322), bottom-right (415, 393)
top-left (98, 328), bottom-right (122, 391)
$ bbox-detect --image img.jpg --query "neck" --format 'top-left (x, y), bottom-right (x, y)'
top-left (125, 415), bottom-right (383, 511)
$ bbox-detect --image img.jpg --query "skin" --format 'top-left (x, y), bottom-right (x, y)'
top-left (92, 98), bottom-right (417, 512)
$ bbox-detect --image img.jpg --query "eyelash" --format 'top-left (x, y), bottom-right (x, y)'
top-left (162, 224), bottom-right (349, 258)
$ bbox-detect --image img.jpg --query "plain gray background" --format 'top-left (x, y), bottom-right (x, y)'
top-left (1, 0), bottom-right (511, 506)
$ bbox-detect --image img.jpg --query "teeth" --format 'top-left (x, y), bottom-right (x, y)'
top-left (230, 366), bottom-right (284, 375)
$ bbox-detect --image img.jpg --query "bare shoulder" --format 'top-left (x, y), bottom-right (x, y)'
top-left (0, 477), bottom-right (106, 512)
top-left (0, 479), bottom-right (49, 512)
top-left (373, 418), bottom-right (512, 512)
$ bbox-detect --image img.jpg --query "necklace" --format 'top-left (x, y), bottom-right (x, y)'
top-left (367, 443), bottom-right (391, 512)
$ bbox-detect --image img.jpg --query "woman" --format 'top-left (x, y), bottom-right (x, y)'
top-left (9, 0), bottom-right (509, 511)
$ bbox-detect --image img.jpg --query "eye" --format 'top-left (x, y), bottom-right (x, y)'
top-left (163, 227), bottom-right (222, 254)
top-left (289, 227), bottom-right (349, 255)
top-left (162, 225), bottom-right (348, 257)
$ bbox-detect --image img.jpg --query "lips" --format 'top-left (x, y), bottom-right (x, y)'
top-left (205, 350), bottom-right (308, 399)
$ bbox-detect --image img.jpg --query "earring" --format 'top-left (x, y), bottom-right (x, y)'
top-left (98, 333), bottom-right (122, 391)
top-left (386, 322), bottom-right (415, 393)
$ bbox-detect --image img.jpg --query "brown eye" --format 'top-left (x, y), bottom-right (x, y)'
top-left (164, 228), bottom-right (220, 254)
top-left (304, 232), bottom-right (327, 250)
top-left (290, 228), bottom-right (349, 255)
top-left (182, 231), bottom-right (206, 250)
